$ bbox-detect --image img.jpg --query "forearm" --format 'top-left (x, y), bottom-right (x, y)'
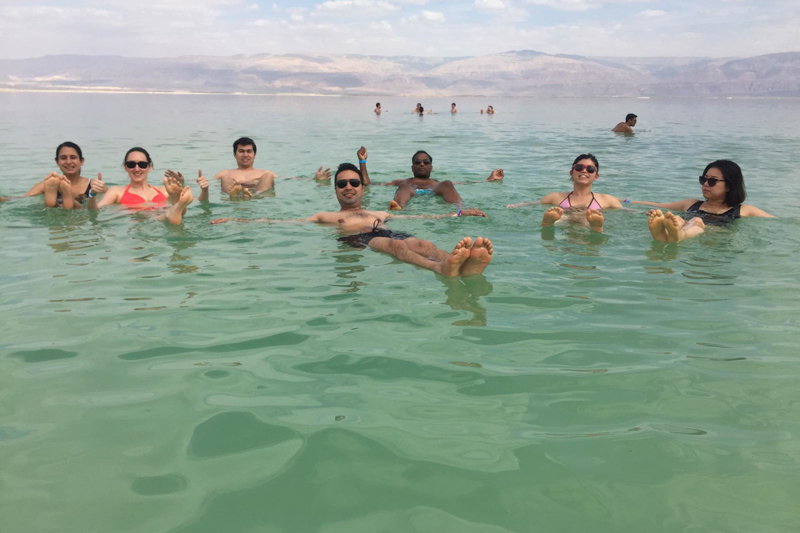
top-left (198, 188), bottom-right (209, 203)
top-left (507, 201), bottom-right (539, 209)
top-left (359, 162), bottom-right (370, 185)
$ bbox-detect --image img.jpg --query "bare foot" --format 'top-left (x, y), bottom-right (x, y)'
top-left (648, 209), bottom-right (668, 241)
top-left (436, 237), bottom-right (472, 277)
top-left (460, 237), bottom-right (493, 276)
top-left (163, 176), bottom-right (183, 203)
top-left (166, 186), bottom-right (194, 225)
top-left (177, 186), bottom-right (193, 209)
top-left (389, 200), bottom-right (402, 211)
top-left (663, 211), bottom-right (688, 242)
top-left (586, 208), bottom-right (604, 233)
top-left (541, 206), bottom-right (563, 227)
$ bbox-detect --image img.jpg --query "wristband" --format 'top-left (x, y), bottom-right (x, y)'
top-left (456, 210), bottom-right (462, 217)
top-left (623, 199), bottom-right (630, 203)
top-left (359, 159), bottom-right (367, 164)
top-left (87, 180), bottom-right (95, 198)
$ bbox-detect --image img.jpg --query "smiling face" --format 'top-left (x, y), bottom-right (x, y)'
top-left (700, 167), bottom-right (729, 201)
top-left (56, 146), bottom-right (84, 176)
top-left (124, 151), bottom-right (152, 184)
top-left (335, 169), bottom-right (364, 208)
top-left (569, 158), bottom-right (599, 186)
top-left (234, 144), bottom-right (256, 169)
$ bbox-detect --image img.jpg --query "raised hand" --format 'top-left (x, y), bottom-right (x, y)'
top-left (164, 169), bottom-right (185, 185)
top-left (487, 169), bottom-right (504, 182)
top-left (196, 170), bottom-right (209, 190)
top-left (90, 172), bottom-right (107, 195)
top-left (357, 146), bottom-right (368, 162)
top-left (315, 166), bottom-right (331, 181)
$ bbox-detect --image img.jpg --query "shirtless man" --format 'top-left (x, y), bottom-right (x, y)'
top-left (355, 148), bottom-right (504, 210)
top-left (214, 136), bottom-right (330, 198)
top-left (212, 163), bottom-right (493, 278)
top-left (612, 113), bottom-right (637, 133)
top-left (375, 103), bottom-right (382, 115)
top-left (451, 103), bottom-right (458, 114)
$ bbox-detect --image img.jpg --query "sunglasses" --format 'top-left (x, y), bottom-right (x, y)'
top-left (125, 161), bottom-right (150, 169)
top-left (573, 164), bottom-right (597, 174)
top-left (699, 175), bottom-right (727, 187)
top-left (336, 178), bottom-right (362, 189)
top-left (413, 159), bottom-right (431, 165)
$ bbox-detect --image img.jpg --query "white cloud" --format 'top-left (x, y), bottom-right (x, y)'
top-left (314, 0), bottom-right (399, 15)
top-left (476, 0), bottom-right (507, 9)
top-left (524, 0), bottom-right (654, 11)
top-left (636, 9), bottom-right (665, 17)
top-left (421, 10), bottom-right (445, 21)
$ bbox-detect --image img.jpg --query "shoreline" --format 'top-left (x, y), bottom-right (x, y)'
top-left (0, 87), bottom-right (797, 100)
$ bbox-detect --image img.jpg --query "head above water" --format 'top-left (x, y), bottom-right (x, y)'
top-left (124, 147), bottom-right (153, 167)
top-left (334, 163), bottom-right (363, 208)
top-left (626, 113), bottom-right (638, 124)
top-left (55, 141), bottom-right (83, 162)
top-left (703, 159), bottom-right (746, 206)
top-left (376, 103), bottom-right (381, 107)
top-left (233, 137), bottom-right (257, 154)
top-left (418, 106), bottom-right (424, 114)
top-left (411, 150), bottom-right (433, 179)
top-left (570, 153), bottom-right (599, 182)
top-left (334, 163), bottom-right (363, 183)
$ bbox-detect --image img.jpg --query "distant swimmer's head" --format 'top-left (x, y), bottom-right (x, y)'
top-left (334, 163), bottom-right (364, 207)
top-left (233, 137), bottom-right (257, 168)
top-left (376, 103), bottom-right (381, 108)
top-left (418, 106), bottom-right (424, 115)
top-left (451, 103), bottom-right (456, 108)
top-left (55, 142), bottom-right (84, 175)
top-left (626, 113), bottom-right (638, 126)
top-left (570, 153), bottom-right (599, 183)
top-left (411, 150), bottom-right (433, 179)
top-left (123, 147), bottom-right (153, 182)
top-left (701, 160), bottom-right (745, 206)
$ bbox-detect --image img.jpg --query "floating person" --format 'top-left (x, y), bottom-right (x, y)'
top-left (507, 153), bottom-right (622, 233)
top-left (357, 148), bottom-right (503, 210)
top-left (212, 136), bottom-right (330, 199)
top-left (374, 103), bottom-right (382, 115)
top-left (451, 103), bottom-right (458, 114)
top-left (413, 103), bottom-right (421, 113)
top-left (89, 147), bottom-right (197, 225)
top-left (212, 163), bottom-right (493, 278)
top-left (627, 159), bottom-right (773, 242)
top-left (418, 105), bottom-right (425, 115)
top-left (25, 142), bottom-right (105, 209)
top-left (612, 113), bottom-right (637, 133)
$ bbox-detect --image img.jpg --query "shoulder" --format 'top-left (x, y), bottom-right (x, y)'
top-left (596, 193), bottom-right (622, 208)
top-left (541, 192), bottom-right (566, 204)
top-left (213, 170), bottom-right (230, 179)
top-left (258, 169), bottom-right (277, 179)
top-left (739, 204), bottom-right (774, 217)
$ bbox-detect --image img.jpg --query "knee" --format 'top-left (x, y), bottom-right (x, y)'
top-left (436, 180), bottom-right (456, 192)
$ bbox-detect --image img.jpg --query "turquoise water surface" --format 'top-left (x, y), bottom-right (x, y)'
top-left (1, 93), bottom-right (800, 532)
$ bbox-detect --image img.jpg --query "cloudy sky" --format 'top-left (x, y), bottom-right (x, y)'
top-left (0, 0), bottom-right (798, 59)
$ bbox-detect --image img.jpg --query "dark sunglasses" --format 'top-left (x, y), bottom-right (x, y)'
top-left (413, 159), bottom-right (431, 165)
top-left (336, 178), bottom-right (362, 189)
top-left (699, 175), bottom-right (726, 187)
top-left (125, 161), bottom-right (150, 169)
top-left (573, 164), bottom-right (597, 174)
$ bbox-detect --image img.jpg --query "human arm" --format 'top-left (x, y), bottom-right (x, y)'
top-left (357, 146), bottom-right (370, 185)
top-left (92, 185), bottom-right (122, 208)
top-left (388, 208), bottom-right (487, 220)
top-left (26, 179), bottom-right (47, 196)
top-left (626, 198), bottom-right (698, 211)
top-left (740, 205), bottom-right (775, 218)
top-left (211, 214), bottom-right (319, 225)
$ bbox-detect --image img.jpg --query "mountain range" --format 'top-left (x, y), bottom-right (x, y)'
top-left (1, 50), bottom-right (798, 97)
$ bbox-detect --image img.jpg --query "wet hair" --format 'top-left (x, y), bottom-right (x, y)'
top-left (124, 147), bottom-right (152, 166)
top-left (376, 102), bottom-right (380, 107)
top-left (488, 105), bottom-right (494, 110)
top-left (626, 113), bottom-right (638, 122)
top-left (418, 106), bottom-right (424, 114)
top-left (451, 103), bottom-right (456, 106)
top-left (572, 153), bottom-right (599, 172)
top-left (55, 141), bottom-right (83, 161)
top-left (412, 150), bottom-right (432, 163)
top-left (334, 163), bottom-right (363, 182)
top-left (233, 137), bottom-right (257, 154)
top-left (703, 159), bottom-right (746, 206)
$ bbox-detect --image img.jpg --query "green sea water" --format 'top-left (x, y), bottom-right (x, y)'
top-left (1, 93), bottom-right (800, 532)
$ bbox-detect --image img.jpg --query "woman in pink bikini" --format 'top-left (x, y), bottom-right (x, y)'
top-left (507, 153), bottom-right (623, 233)
top-left (90, 147), bottom-right (195, 225)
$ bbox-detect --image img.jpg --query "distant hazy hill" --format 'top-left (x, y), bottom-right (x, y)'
top-left (1, 50), bottom-right (798, 97)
